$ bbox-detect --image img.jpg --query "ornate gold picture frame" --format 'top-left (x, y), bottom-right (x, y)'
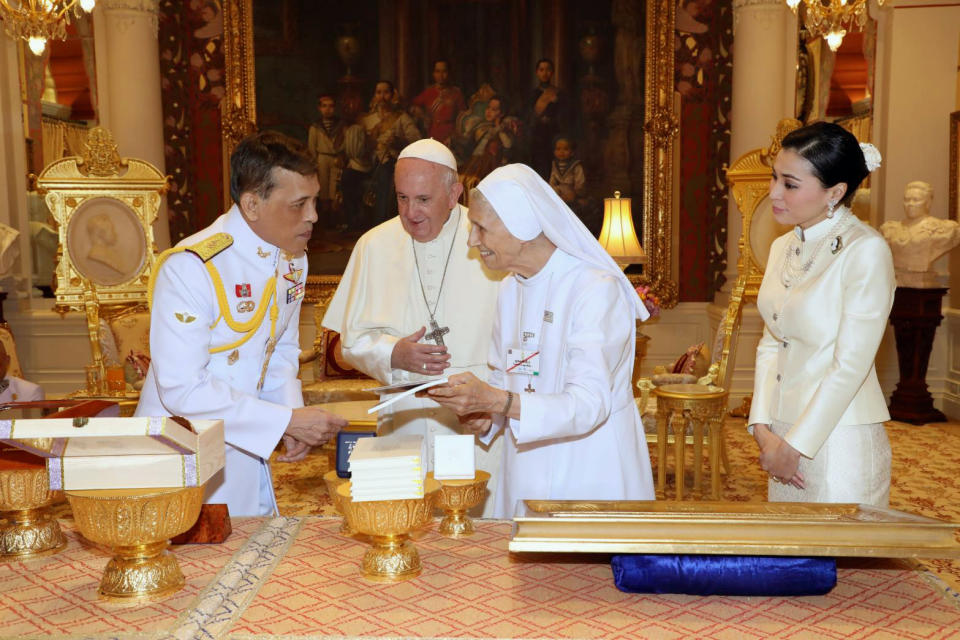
top-left (950, 111), bottom-right (960, 223)
top-left (220, 0), bottom-right (679, 307)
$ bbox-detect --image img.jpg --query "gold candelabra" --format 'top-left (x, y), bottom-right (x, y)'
top-left (0, 0), bottom-right (96, 55)
top-left (786, 0), bottom-right (883, 52)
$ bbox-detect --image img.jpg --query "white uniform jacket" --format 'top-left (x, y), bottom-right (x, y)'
top-left (135, 206), bottom-right (306, 516)
top-left (0, 376), bottom-right (43, 403)
top-left (748, 214), bottom-right (895, 459)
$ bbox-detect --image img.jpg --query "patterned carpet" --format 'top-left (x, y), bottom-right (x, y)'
top-left (271, 418), bottom-right (960, 590)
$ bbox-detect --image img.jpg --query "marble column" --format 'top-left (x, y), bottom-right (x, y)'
top-left (93, 0), bottom-right (170, 249)
top-left (721, 0), bottom-right (797, 292)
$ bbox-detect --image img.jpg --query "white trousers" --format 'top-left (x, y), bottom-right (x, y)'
top-left (769, 420), bottom-right (891, 508)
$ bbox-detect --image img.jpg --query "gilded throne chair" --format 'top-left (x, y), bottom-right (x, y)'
top-left (646, 118), bottom-right (803, 500)
top-left (35, 127), bottom-right (167, 401)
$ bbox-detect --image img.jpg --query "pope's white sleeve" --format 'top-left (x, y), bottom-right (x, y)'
top-left (149, 254), bottom-right (291, 460)
top-left (509, 275), bottom-right (628, 445)
top-left (340, 332), bottom-right (401, 384)
top-left (259, 302), bottom-right (305, 410)
top-left (784, 235), bottom-right (896, 458)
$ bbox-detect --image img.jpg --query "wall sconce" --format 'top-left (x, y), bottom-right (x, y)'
top-left (599, 191), bottom-right (645, 270)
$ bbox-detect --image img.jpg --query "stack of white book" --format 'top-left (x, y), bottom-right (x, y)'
top-left (348, 434), bottom-right (426, 502)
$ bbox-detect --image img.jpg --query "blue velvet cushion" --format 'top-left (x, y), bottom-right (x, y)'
top-left (611, 554), bottom-right (837, 596)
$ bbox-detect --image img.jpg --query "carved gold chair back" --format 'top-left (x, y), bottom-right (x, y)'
top-left (711, 118), bottom-right (802, 393)
top-left (35, 127), bottom-right (168, 395)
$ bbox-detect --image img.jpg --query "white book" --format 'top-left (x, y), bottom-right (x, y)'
top-left (366, 378), bottom-right (449, 414)
top-left (348, 434), bottom-right (424, 462)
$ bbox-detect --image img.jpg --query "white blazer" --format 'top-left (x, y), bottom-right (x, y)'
top-left (748, 212), bottom-right (895, 459)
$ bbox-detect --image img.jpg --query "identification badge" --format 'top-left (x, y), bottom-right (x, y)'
top-left (506, 346), bottom-right (540, 376)
top-left (286, 282), bottom-right (304, 304)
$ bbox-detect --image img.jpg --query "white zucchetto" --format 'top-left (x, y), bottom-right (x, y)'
top-left (398, 138), bottom-right (458, 172)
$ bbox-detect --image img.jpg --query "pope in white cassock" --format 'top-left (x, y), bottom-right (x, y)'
top-left (428, 164), bottom-right (655, 519)
top-left (323, 139), bottom-right (504, 516)
top-left (137, 132), bottom-right (347, 516)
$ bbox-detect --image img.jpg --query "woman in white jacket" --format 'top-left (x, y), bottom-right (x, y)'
top-left (749, 122), bottom-right (894, 506)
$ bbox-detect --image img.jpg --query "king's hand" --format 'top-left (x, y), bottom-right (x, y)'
top-left (391, 326), bottom-right (451, 375)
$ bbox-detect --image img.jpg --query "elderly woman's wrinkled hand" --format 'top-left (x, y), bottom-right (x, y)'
top-left (426, 372), bottom-right (497, 416)
top-left (459, 412), bottom-right (493, 436)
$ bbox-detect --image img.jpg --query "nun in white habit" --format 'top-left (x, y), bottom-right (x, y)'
top-left (427, 164), bottom-right (655, 518)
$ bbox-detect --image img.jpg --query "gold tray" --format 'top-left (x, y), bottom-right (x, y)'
top-left (509, 500), bottom-right (960, 558)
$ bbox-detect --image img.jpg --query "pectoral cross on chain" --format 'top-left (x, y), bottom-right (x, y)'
top-left (257, 337), bottom-right (277, 391)
top-left (425, 318), bottom-right (449, 346)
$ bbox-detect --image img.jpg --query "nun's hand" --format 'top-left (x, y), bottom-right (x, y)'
top-left (426, 372), bottom-right (498, 416)
top-left (459, 413), bottom-right (493, 436)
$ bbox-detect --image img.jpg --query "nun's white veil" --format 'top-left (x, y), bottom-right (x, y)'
top-left (475, 164), bottom-right (649, 320)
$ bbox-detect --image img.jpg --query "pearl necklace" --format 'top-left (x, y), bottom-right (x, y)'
top-left (779, 206), bottom-right (854, 288)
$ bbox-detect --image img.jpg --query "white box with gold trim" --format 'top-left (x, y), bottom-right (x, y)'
top-left (0, 416), bottom-right (224, 491)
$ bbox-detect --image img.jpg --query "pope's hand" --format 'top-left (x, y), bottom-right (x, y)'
top-left (427, 372), bottom-right (499, 416)
top-left (754, 423), bottom-right (805, 489)
top-left (276, 435), bottom-right (311, 463)
top-left (390, 326), bottom-right (451, 375)
top-left (285, 406), bottom-right (348, 447)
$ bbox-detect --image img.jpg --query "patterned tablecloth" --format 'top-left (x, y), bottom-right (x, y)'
top-left (3, 516), bottom-right (960, 640)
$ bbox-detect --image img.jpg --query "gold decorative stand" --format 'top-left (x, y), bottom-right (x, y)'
top-left (337, 479), bottom-right (440, 582)
top-left (0, 467), bottom-right (66, 560)
top-left (427, 471), bottom-right (491, 538)
top-left (66, 487), bottom-right (203, 599)
top-left (323, 470), bottom-right (354, 536)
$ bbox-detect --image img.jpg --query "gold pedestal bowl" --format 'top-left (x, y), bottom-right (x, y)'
top-left (427, 470), bottom-right (491, 538)
top-left (66, 487), bottom-right (203, 600)
top-left (0, 467), bottom-right (66, 560)
top-left (322, 469), bottom-right (354, 536)
top-left (337, 478), bottom-right (440, 582)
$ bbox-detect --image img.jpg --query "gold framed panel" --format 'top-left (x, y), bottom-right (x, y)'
top-left (36, 128), bottom-right (167, 310)
top-left (221, 0), bottom-right (679, 308)
top-left (950, 111), bottom-right (960, 224)
top-left (509, 500), bottom-right (960, 558)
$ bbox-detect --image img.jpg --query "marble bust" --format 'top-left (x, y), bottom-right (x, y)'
top-left (880, 181), bottom-right (960, 288)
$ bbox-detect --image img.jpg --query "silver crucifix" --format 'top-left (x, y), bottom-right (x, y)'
top-left (425, 318), bottom-right (450, 346)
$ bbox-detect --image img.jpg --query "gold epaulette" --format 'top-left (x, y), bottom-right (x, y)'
top-left (185, 232), bottom-right (233, 262)
top-left (148, 233), bottom-right (233, 308)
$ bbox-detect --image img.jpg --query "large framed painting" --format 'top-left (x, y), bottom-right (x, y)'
top-left (221, 0), bottom-right (679, 307)
top-left (950, 111), bottom-right (960, 224)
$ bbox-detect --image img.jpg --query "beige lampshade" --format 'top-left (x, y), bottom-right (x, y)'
top-left (599, 191), bottom-right (646, 267)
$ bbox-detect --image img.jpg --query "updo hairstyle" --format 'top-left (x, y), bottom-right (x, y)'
top-left (780, 121), bottom-right (869, 207)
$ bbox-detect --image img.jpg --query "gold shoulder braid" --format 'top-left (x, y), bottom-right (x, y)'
top-left (148, 233), bottom-right (234, 306)
top-left (147, 232), bottom-right (279, 360)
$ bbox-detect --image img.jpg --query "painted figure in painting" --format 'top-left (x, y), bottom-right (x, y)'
top-left (343, 81), bottom-right (420, 230)
top-left (459, 95), bottom-right (520, 197)
top-left (525, 59), bottom-right (570, 180)
top-left (307, 94), bottom-right (346, 230)
top-left (411, 60), bottom-right (466, 145)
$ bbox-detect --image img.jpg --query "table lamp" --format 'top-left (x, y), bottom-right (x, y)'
top-left (598, 191), bottom-right (646, 269)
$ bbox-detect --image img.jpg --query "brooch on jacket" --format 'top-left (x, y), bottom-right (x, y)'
top-left (830, 236), bottom-right (843, 254)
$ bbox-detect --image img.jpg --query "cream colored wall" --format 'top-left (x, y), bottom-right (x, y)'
top-left (876, 0), bottom-right (960, 249)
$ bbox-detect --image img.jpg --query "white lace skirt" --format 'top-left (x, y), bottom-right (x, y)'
top-left (768, 420), bottom-right (891, 508)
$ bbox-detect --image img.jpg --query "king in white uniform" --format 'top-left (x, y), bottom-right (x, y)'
top-left (137, 131), bottom-right (345, 516)
top-left (323, 139), bottom-right (504, 516)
